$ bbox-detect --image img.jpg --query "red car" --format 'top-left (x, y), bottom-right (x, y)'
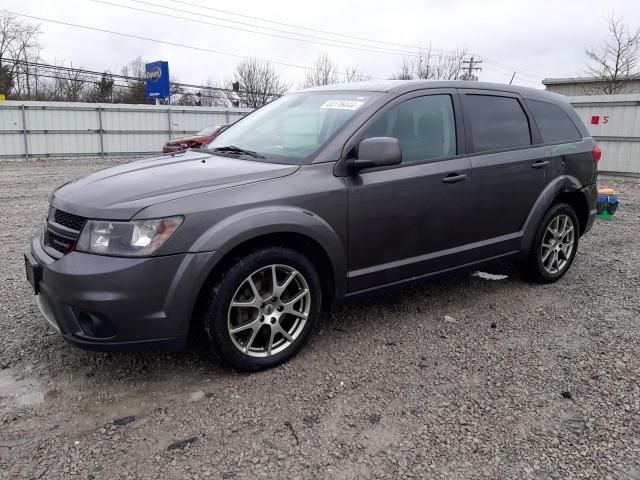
top-left (162, 125), bottom-right (227, 153)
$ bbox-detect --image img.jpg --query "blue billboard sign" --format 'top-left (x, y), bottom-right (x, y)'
top-left (145, 61), bottom-right (170, 99)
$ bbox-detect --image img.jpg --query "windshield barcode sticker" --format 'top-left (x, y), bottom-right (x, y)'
top-left (320, 100), bottom-right (365, 110)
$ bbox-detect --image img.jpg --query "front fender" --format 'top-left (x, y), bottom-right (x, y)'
top-left (521, 175), bottom-right (584, 252)
top-left (190, 206), bottom-right (347, 298)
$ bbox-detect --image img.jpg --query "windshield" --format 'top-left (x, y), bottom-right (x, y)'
top-left (206, 91), bottom-right (381, 164)
top-left (196, 125), bottom-right (219, 137)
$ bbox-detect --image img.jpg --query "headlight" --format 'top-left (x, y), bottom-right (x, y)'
top-left (76, 216), bottom-right (183, 257)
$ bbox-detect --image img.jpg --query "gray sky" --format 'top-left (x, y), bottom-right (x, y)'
top-left (3, 0), bottom-right (640, 89)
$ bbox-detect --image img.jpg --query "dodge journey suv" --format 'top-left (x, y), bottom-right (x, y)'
top-left (25, 80), bottom-right (598, 371)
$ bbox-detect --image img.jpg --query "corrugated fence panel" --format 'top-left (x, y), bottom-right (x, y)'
top-left (569, 94), bottom-right (640, 175)
top-left (170, 110), bottom-right (243, 133)
top-left (2, 133), bottom-right (25, 156)
top-left (594, 140), bottom-right (640, 174)
top-left (30, 132), bottom-right (99, 156)
top-left (0, 106), bottom-right (22, 130)
top-left (104, 132), bottom-right (168, 154)
top-left (26, 106), bottom-right (99, 131)
top-left (0, 101), bottom-right (252, 159)
top-left (102, 107), bottom-right (168, 132)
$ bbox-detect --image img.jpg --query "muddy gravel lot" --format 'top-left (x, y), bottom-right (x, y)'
top-left (1, 158), bottom-right (639, 480)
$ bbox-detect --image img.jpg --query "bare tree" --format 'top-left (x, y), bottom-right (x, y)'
top-left (0, 63), bottom-right (12, 94)
top-left (14, 22), bottom-right (41, 98)
top-left (226, 57), bottom-right (287, 108)
top-left (53, 60), bottom-right (87, 102)
top-left (390, 46), bottom-right (469, 81)
top-left (585, 13), bottom-right (640, 94)
top-left (0, 11), bottom-right (23, 95)
top-left (391, 58), bottom-right (414, 80)
top-left (197, 78), bottom-right (228, 107)
top-left (86, 71), bottom-right (115, 103)
top-left (117, 56), bottom-right (149, 104)
top-left (0, 10), bottom-right (42, 98)
top-left (303, 52), bottom-right (339, 88)
top-left (344, 65), bottom-right (370, 83)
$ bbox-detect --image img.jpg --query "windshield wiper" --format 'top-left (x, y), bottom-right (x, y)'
top-left (211, 145), bottom-right (265, 159)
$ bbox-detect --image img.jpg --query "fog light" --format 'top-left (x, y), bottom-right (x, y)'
top-left (76, 311), bottom-right (116, 338)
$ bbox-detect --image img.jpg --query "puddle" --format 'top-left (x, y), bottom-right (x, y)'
top-left (0, 370), bottom-right (44, 407)
top-left (472, 271), bottom-right (509, 281)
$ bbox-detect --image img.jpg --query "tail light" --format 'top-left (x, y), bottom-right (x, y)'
top-left (592, 145), bottom-right (602, 165)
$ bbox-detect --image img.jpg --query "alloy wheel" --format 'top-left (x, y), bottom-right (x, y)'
top-left (227, 264), bottom-right (311, 357)
top-left (540, 214), bottom-right (575, 275)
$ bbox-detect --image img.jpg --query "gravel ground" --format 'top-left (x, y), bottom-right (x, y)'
top-left (1, 158), bottom-right (639, 480)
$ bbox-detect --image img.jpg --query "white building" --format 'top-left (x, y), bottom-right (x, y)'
top-left (543, 75), bottom-right (640, 96)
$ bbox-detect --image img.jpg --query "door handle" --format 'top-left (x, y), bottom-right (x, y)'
top-left (442, 173), bottom-right (468, 184)
top-left (531, 160), bottom-right (550, 169)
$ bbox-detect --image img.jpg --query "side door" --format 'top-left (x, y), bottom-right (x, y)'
top-left (341, 90), bottom-right (473, 293)
top-left (458, 90), bottom-right (557, 252)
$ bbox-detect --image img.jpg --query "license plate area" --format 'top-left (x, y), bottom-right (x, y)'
top-left (24, 253), bottom-right (42, 295)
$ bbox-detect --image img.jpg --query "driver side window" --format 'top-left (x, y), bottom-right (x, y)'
top-left (364, 95), bottom-right (456, 164)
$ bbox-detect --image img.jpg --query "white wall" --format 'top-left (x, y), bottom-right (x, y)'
top-left (0, 101), bottom-right (252, 159)
top-left (546, 80), bottom-right (640, 96)
top-left (569, 94), bottom-right (640, 175)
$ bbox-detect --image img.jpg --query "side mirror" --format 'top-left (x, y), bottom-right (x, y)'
top-left (350, 137), bottom-right (402, 171)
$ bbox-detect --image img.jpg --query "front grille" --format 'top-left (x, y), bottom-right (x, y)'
top-left (45, 230), bottom-right (75, 254)
top-left (52, 209), bottom-right (87, 231)
top-left (44, 207), bottom-right (86, 256)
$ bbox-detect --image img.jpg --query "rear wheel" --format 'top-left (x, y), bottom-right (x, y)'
top-left (204, 247), bottom-right (321, 371)
top-left (524, 203), bottom-right (579, 283)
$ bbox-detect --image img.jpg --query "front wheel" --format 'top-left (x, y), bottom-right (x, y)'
top-left (524, 203), bottom-right (579, 283)
top-left (204, 247), bottom-right (321, 371)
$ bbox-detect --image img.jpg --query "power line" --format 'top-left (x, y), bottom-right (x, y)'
top-left (161, 0), bottom-right (437, 53)
top-left (6, 10), bottom-right (544, 87)
top-left (3, 10), bottom-right (339, 75)
top-left (86, 2), bottom-right (545, 84)
top-left (1, 57), bottom-right (274, 99)
top-left (481, 66), bottom-right (541, 86)
top-left (120, 0), bottom-right (427, 57)
top-left (90, 0), bottom-right (466, 61)
top-left (160, 0), bottom-right (545, 81)
top-left (461, 56), bottom-right (482, 81)
top-left (481, 60), bottom-right (542, 82)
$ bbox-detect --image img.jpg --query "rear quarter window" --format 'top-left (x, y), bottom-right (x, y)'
top-left (526, 99), bottom-right (582, 144)
top-left (463, 94), bottom-right (532, 153)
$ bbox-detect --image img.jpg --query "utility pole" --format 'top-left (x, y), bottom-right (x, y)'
top-left (461, 56), bottom-right (482, 81)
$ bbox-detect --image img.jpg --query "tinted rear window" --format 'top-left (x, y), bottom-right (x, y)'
top-left (526, 99), bottom-right (582, 144)
top-left (463, 94), bottom-right (531, 153)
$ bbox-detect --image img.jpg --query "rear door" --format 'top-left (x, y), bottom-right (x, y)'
top-left (459, 90), bottom-right (558, 252)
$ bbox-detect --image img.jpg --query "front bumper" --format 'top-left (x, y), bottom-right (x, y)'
top-left (28, 230), bottom-right (221, 351)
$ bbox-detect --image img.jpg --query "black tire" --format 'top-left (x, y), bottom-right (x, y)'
top-left (204, 247), bottom-right (322, 371)
top-left (524, 202), bottom-right (580, 283)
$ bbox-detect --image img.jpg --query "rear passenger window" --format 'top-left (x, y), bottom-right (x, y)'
top-left (364, 95), bottom-right (456, 163)
top-left (526, 99), bottom-right (581, 144)
top-left (464, 95), bottom-right (531, 153)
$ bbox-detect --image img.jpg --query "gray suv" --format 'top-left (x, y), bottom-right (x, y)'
top-left (25, 80), bottom-right (598, 371)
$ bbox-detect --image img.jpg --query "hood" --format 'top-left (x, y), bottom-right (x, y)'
top-left (51, 150), bottom-right (299, 219)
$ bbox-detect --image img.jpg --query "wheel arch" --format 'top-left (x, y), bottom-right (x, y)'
top-left (521, 175), bottom-right (590, 252)
top-left (188, 207), bottom-right (346, 335)
top-left (552, 191), bottom-right (589, 236)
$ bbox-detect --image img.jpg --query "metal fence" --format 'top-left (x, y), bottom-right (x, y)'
top-left (1, 96), bottom-right (639, 175)
top-left (569, 94), bottom-right (640, 175)
top-left (0, 100), bottom-right (252, 159)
